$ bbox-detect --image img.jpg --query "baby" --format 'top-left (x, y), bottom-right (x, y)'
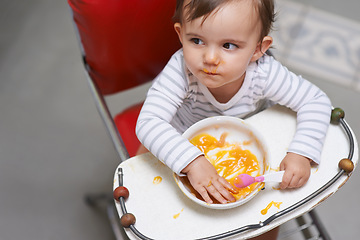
top-left (136, 0), bottom-right (331, 213)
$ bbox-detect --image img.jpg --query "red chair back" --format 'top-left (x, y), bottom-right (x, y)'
top-left (68, 0), bottom-right (181, 157)
top-left (68, 0), bottom-right (181, 95)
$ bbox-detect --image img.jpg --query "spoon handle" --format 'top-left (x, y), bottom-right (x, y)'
top-left (255, 171), bottom-right (285, 183)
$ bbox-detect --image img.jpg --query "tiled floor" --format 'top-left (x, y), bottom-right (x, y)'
top-left (0, 0), bottom-right (359, 240)
top-left (272, 0), bottom-right (360, 91)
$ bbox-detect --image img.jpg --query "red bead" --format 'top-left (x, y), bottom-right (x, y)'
top-left (113, 186), bottom-right (129, 200)
top-left (120, 213), bottom-right (136, 228)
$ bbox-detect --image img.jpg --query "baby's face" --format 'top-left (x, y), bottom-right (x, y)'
top-left (175, 0), bottom-right (263, 94)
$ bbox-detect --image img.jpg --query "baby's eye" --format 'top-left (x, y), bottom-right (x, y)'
top-left (191, 38), bottom-right (204, 45)
top-left (223, 43), bottom-right (238, 50)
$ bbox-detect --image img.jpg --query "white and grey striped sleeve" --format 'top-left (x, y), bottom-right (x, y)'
top-left (261, 57), bottom-right (332, 163)
top-left (136, 51), bottom-right (203, 175)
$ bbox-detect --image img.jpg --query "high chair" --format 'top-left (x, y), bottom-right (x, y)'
top-left (68, 0), bottom-right (357, 239)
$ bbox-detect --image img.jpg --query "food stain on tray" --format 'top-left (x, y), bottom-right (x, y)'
top-left (261, 201), bottom-right (283, 215)
top-left (270, 167), bottom-right (280, 172)
top-left (312, 167), bottom-right (319, 174)
top-left (173, 208), bottom-right (184, 219)
top-left (153, 176), bottom-right (162, 185)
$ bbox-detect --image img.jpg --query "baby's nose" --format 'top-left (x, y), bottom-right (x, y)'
top-left (204, 49), bottom-right (220, 65)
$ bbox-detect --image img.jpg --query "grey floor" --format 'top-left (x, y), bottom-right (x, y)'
top-left (0, 0), bottom-right (359, 240)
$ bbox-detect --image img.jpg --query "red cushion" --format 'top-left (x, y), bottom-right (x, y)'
top-left (113, 103), bottom-right (143, 157)
top-left (68, 0), bottom-right (180, 95)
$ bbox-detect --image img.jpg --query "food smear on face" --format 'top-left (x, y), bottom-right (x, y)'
top-left (203, 61), bottom-right (225, 74)
top-left (186, 132), bottom-right (261, 203)
top-left (153, 176), bottom-right (162, 184)
top-left (261, 201), bottom-right (283, 215)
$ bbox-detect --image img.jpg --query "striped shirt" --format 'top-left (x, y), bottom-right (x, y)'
top-left (136, 49), bottom-right (332, 175)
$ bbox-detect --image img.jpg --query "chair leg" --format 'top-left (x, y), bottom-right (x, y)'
top-left (308, 210), bottom-right (332, 240)
top-left (294, 210), bottom-right (332, 240)
top-left (106, 200), bottom-right (128, 240)
top-left (84, 193), bottom-right (112, 207)
top-left (295, 215), bottom-right (313, 239)
top-left (85, 193), bottom-right (127, 240)
top-left (278, 210), bottom-right (331, 240)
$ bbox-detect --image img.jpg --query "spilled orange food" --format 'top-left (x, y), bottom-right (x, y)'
top-left (153, 176), bottom-right (162, 184)
top-left (173, 208), bottom-right (184, 219)
top-left (188, 132), bottom-right (262, 202)
top-left (261, 201), bottom-right (282, 215)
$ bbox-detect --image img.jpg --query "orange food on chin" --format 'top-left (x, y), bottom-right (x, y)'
top-left (189, 133), bottom-right (261, 202)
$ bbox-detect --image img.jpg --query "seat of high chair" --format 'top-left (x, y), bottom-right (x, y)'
top-left (114, 102), bottom-right (143, 157)
top-left (113, 105), bottom-right (358, 240)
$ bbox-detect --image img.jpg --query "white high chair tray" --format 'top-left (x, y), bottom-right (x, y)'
top-left (113, 105), bottom-right (358, 240)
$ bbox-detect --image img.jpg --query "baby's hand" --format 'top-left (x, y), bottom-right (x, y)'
top-left (182, 156), bottom-right (238, 204)
top-left (279, 152), bottom-right (312, 189)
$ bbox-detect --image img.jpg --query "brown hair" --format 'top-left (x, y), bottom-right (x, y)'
top-left (173, 0), bottom-right (275, 40)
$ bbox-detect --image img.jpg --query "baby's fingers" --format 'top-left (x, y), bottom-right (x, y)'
top-left (196, 186), bottom-right (213, 204)
top-left (206, 183), bottom-right (228, 204)
top-left (280, 173), bottom-right (308, 189)
top-left (291, 176), bottom-right (308, 188)
top-left (211, 180), bottom-right (237, 203)
top-left (280, 171), bottom-right (293, 189)
top-left (218, 178), bottom-right (238, 200)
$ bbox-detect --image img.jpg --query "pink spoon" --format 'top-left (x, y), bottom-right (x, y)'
top-left (234, 171), bottom-right (285, 188)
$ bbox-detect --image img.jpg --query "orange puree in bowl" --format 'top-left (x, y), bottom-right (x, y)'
top-left (190, 132), bottom-right (261, 202)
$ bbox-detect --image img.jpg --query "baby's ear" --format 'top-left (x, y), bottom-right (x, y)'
top-left (251, 36), bottom-right (273, 62)
top-left (174, 23), bottom-right (183, 44)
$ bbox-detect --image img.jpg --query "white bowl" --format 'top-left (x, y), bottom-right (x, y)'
top-left (174, 116), bottom-right (269, 210)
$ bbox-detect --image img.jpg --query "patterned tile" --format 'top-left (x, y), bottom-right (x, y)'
top-left (271, 0), bottom-right (307, 62)
top-left (271, 0), bottom-right (360, 91)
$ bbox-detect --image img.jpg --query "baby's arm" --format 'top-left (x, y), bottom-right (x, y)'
top-left (279, 152), bottom-right (311, 189)
top-left (260, 57), bottom-right (332, 188)
top-left (136, 51), bottom-right (237, 204)
top-left (182, 155), bottom-right (238, 204)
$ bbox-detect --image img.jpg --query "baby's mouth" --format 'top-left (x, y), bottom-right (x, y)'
top-left (203, 68), bottom-right (218, 75)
